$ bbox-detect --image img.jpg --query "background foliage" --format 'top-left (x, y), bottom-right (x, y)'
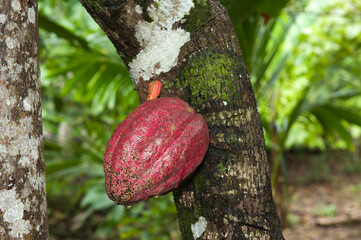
top-left (39, 0), bottom-right (361, 239)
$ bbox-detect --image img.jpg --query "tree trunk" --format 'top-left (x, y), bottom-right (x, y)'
top-left (78, 0), bottom-right (284, 239)
top-left (0, 0), bottom-right (49, 239)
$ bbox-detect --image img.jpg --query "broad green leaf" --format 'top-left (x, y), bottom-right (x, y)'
top-left (311, 106), bottom-right (353, 148)
top-left (259, 0), bottom-right (291, 17)
top-left (279, 83), bottom-right (312, 149)
top-left (220, 0), bottom-right (290, 23)
top-left (323, 104), bottom-right (361, 126)
top-left (39, 12), bottom-right (90, 50)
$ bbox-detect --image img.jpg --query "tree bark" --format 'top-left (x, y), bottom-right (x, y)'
top-left (0, 0), bottom-right (49, 239)
top-left (78, 0), bottom-right (284, 239)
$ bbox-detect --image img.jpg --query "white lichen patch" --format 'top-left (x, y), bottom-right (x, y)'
top-left (191, 216), bottom-right (207, 239)
top-left (128, 0), bottom-right (194, 83)
top-left (27, 7), bottom-right (36, 24)
top-left (4, 202), bottom-right (24, 223)
top-left (18, 156), bottom-right (31, 167)
top-left (0, 189), bottom-right (31, 237)
top-left (0, 144), bottom-right (7, 155)
top-left (11, 0), bottom-right (21, 12)
top-left (9, 219), bottom-right (32, 238)
top-left (0, 14), bottom-right (6, 24)
top-left (28, 172), bottom-right (44, 191)
top-left (5, 96), bottom-right (17, 107)
top-left (23, 97), bottom-right (32, 111)
top-left (0, 116), bottom-right (40, 177)
top-left (5, 36), bottom-right (18, 49)
top-left (4, 117), bottom-right (39, 156)
top-left (135, 5), bottom-right (143, 14)
top-left (6, 21), bottom-right (17, 31)
top-left (147, 0), bottom-right (193, 28)
top-left (23, 89), bottom-right (38, 111)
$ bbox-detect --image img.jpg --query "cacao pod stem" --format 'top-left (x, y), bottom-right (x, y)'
top-left (147, 80), bottom-right (161, 100)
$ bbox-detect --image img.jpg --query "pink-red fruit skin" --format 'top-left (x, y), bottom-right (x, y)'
top-left (104, 97), bottom-right (209, 205)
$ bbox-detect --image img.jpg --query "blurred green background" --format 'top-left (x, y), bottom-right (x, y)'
top-left (39, 0), bottom-right (361, 239)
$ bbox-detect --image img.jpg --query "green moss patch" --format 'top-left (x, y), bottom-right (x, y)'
top-left (181, 0), bottom-right (211, 32)
top-left (176, 48), bottom-right (243, 108)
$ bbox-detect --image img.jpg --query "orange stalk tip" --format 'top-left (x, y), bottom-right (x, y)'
top-left (147, 80), bottom-right (162, 100)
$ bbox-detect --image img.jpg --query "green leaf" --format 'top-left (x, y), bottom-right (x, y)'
top-left (106, 206), bottom-right (126, 222)
top-left (220, 0), bottom-right (262, 23)
top-left (81, 184), bottom-right (114, 210)
top-left (61, 63), bottom-right (101, 96)
top-left (45, 160), bottom-right (81, 176)
top-left (258, 0), bottom-right (291, 17)
top-left (311, 106), bottom-right (353, 148)
top-left (323, 104), bottom-right (361, 126)
top-left (220, 0), bottom-right (290, 26)
top-left (279, 84), bottom-right (313, 149)
top-left (252, 18), bottom-right (294, 93)
top-left (39, 11), bottom-right (90, 50)
top-left (330, 89), bottom-right (361, 100)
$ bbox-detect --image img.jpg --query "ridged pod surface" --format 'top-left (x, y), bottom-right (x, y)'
top-left (104, 97), bottom-right (209, 205)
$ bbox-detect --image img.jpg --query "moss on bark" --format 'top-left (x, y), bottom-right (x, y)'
top-left (175, 48), bottom-right (244, 110)
top-left (181, 0), bottom-right (211, 32)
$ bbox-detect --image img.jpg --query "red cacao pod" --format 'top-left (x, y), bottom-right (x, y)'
top-left (104, 97), bottom-right (209, 205)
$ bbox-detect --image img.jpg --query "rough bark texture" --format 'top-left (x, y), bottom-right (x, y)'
top-left (78, 0), bottom-right (284, 239)
top-left (0, 0), bottom-right (49, 239)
